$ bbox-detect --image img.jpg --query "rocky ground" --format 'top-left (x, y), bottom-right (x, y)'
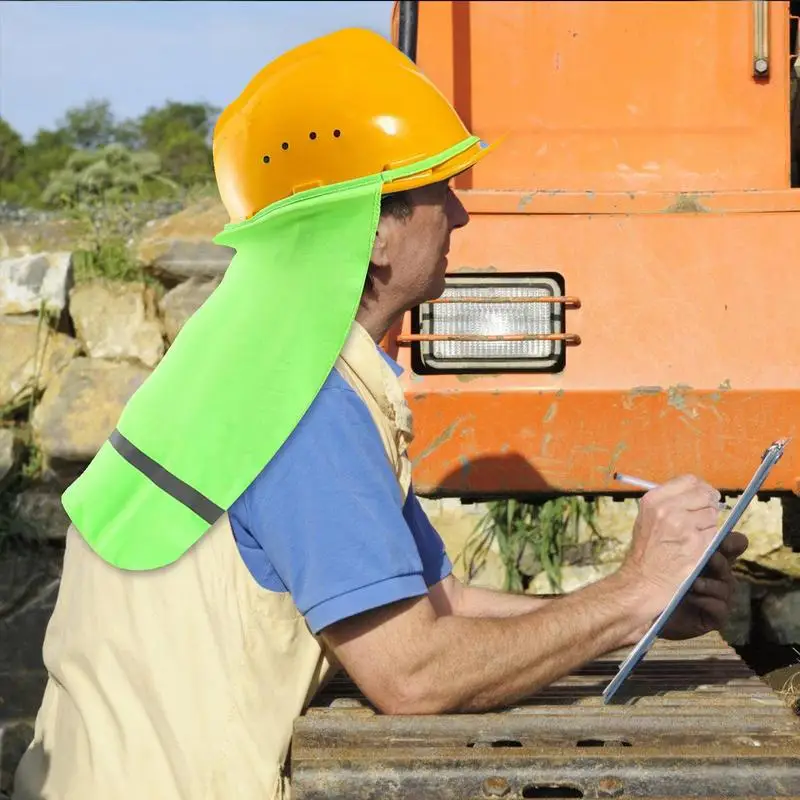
top-left (1, 201), bottom-right (798, 789)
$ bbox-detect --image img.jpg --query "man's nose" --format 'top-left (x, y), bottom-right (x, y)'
top-left (447, 187), bottom-right (470, 230)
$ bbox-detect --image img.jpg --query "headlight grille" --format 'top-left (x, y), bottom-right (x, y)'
top-left (406, 275), bottom-right (580, 372)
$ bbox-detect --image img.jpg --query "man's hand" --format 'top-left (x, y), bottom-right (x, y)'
top-left (618, 475), bottom-right (725, 605)
top-left (660, 531), bottom-right (749, 640)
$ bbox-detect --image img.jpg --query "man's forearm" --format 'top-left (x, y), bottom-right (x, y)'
top-left (399, 570), bottom-right (655, 715)
top-left (455, 582), bottom-right (557, 618)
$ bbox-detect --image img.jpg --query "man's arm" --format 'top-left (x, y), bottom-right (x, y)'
top-left (323, 566), bottom-right (651, 715)
top-left (429, 574), bottom-right (555, 619)
top-left (321, 474), bottom-right (726, 715)
top-left (429, 531), bottom-right (747, 637)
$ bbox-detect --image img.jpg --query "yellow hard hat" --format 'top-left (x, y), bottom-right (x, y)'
top-left (213, 27), bottom-right (493, 222)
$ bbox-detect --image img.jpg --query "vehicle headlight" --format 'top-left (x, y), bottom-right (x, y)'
top-left (412, 275), bottom-right (577, 372)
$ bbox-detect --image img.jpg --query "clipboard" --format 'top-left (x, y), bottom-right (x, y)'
top-left (602, 437), bottom-right (791, 704)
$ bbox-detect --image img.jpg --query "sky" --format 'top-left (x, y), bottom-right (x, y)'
top-left (0, 0), bottom-right (394, 141)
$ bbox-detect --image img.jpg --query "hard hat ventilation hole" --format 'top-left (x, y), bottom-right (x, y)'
top-left (309, 132), bottom-right (317, 140)
top-left (333, 129), bottom-right (341, 138)
top-left (281, 142), bottom-right (289, 150)
top-left (262, 155), bottom-right (270, 164)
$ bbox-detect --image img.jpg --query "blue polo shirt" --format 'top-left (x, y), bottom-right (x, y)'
top-left (228, 347), bottom-right (452, 634)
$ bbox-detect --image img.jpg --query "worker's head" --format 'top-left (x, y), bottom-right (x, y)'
top-left (212, 26), bottom-right (495, 341)
top-left (212, 27), bottom-right (492, 223)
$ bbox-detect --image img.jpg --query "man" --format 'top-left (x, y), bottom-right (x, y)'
top-left (13, 27), bottom-right (746, 800)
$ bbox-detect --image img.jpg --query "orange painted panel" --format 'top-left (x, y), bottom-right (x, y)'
top-left (387, 1), bottom-right (800, 497)
top-left (395, 205), bottom-right (800, 496)
top-left (409, 1), bottom-right (791, 192)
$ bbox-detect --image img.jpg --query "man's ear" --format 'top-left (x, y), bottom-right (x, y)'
top-left (370, 215), bottom-right (392, 268)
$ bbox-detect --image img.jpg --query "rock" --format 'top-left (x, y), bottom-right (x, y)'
top-left (11, 488), bottom-right (71, 541)
top-left (0, 317), bottom-right (79, 410)
top-left (420, 500), bottom-right (505, 589)
top-left (0, 216), bottom-right (80, 259)
top-left (69, 279), bottom-right (164, 367)
top-left (136, 198), bottom-right (233, 281)
top-left (760, 589), bottom-right (800, 644)
top-left (735, 496), bottom-right (783, 558)
top-left (32, 358), bottom-right (152, 467)
top-left (732, 497), bottom-right (800, 581)
top-left (720, 577), bottom-right (752, 646)
top-left (550, 497), bottom-right (639, 565)
top-left (1, 722), bottom-right (34, 795)
top-left (142, 240), bottom-right (233, 282)
top-left (0, 429), bottom-right (18, 488)
top-left (0, 252), bottom-right (73, 316)
top-left (528, 562), bottom-right (620, 595)
top-left (158, 277), bottom-right (220, 343)
top-left (462, 547), bottom-right (508, 591)
top-left (0, 537), bottom-right (62, 766)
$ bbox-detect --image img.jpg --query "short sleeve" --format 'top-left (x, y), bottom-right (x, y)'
top-left (403, 492), bottom-right (453, 587)
top-left (229, 376), bottom-right (433, 634)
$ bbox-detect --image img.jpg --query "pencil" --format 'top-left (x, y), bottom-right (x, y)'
top-left (613, 472), bottom-right (732, 511)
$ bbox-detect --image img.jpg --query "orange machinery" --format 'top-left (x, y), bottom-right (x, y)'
top-left (385, 1), bottom-right (800, 549)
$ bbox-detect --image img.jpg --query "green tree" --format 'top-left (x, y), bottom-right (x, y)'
top-left (0, 118), bottom-right (37, 205)
top-left (138, 101), bottom-right (218, 186)
top-left (113, 117), bottom-right (143, 150)
top-left (58, 98), bottom-right (118, 150)
top-left (0, 118), bottom-right (25, 184)
top-left (21, 129), bottom-right (74, 190)
top-left (42, 143), bottom-right (173, 206)
top-left (0, 125), bottom-right (74, 207)
top-left (2, 98), bottom-right (219, 210)
top-left (138, 101), bottom-right (218, 146)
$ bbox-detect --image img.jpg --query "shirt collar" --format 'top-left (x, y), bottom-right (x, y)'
top-left (376, 345), bottom-right (404, 377)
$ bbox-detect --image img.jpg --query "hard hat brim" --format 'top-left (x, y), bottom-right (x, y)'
top-left (382, 137), bottom-right (499, 195)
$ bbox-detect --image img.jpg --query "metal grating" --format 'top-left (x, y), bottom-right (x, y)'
top-left (292, 632), bottom-right (800, 799)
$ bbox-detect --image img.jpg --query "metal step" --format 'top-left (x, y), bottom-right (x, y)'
top-left (291, 632), bottom-right (800, 799)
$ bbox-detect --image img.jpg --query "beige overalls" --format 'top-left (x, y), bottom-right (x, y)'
top-left (13, 320), bottom-right (414, 800)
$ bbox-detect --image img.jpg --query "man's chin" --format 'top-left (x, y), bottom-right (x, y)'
top-left (430, 270), bottom-right (448, 300)
top-left (410, 271), bottom-right (448, 310)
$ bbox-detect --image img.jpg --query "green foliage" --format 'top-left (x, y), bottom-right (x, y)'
top-left (2, 98), bottom-right (219, 208)
top-left (38, 142), bottom-right (173, 284)
top-left (137, 101), bottom-right (218, 186)
top-left (67, 195), bottom-right (157, 285)
top-left (0, 304), bottom-right (50, 544)
top-left (70, 227), bottom-right (144, 285)
top-left (58, 98), bottom-right (118, 150)
top-left (0, 301), bottom-right (52, 423)
top-left (0, 99), bottom-right (222, 286)
top-left (457, 496), bottom-right (603, 593)
top-left (0, 118), bottom-right (24, 183)
top-left (42, 144), bottom-right (173, 206)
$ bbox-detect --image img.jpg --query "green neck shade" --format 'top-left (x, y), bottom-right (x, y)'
top-left (61, 137), bottom-right (479, 570)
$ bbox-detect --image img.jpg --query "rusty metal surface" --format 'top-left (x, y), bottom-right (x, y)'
top-left (397, 333), bottom-right (581, 345)
top-left (427, 297), bottom-right (581, 307)
top-left (291, 633), bottom-right (800, 799)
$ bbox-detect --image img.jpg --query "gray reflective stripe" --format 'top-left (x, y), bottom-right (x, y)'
top-left (108, 429), bottom-right (224, 525)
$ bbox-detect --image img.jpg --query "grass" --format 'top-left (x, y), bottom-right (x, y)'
top-left (457, 496), bottom-right (604, 593)
top-left (71, 238), bottom-right (144, 285)
top-left (0, 303), bottom-right (49, 549)
top-left (777, 663), bottom-right (800, 716)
